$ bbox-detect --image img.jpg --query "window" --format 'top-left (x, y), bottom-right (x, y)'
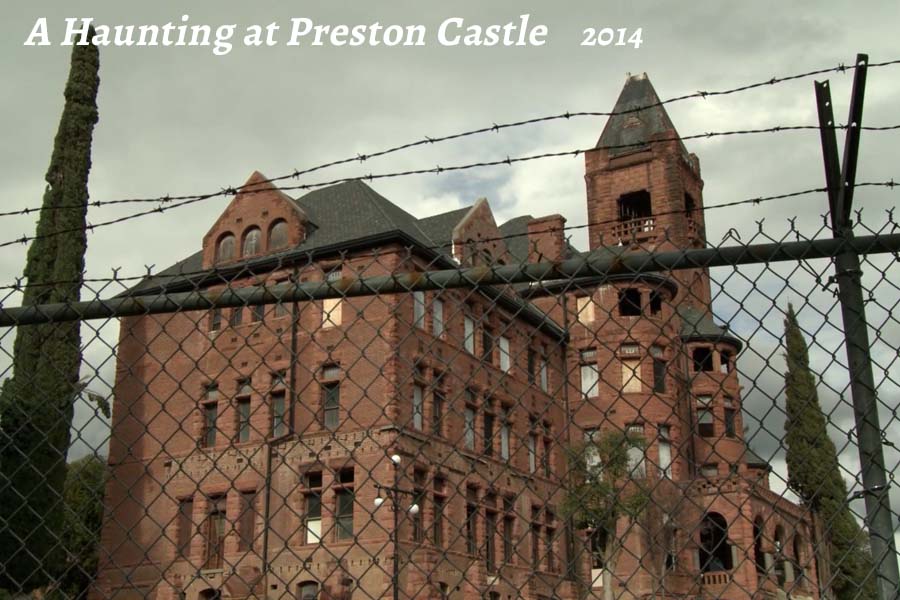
top-left (590, 528), bottom-right (608, 588)
top-left (238, 491), bottom-right (257, 551)
top-left (701, 463), bottom-right (719, 478)
top-left (527, 348), bottom-right (536, 384)
top-left (618, 288), bottom-right (642, 316)
top-left (325, 267), bottom-right (342, 282)
top-left (464, 406), bottom-right (476, 451)
top-left (242, 227), bottom-right (261, 256)
top-left (482, 327), bottom-right (494, 361)
top-left (298, 582), bottom-right (318, 600)
top-left (751, 519), bottom-right (766, 575)
top-left (693, 347), bottom-right (714, 372)
top-left (545, 513), bottom-right (556, 573)
top-left (576, 295), bottom-right (595, 323)
top-left (268, 220), bottom-right (288, 250)
top-left (412, 385), bottom-right (424, 430)
top-left (698, 409), bottom-right (714, 437)
top-left (649, 290), bottom-right (663, 315)
top-left (774, 527), bottom-right (787, 586)
top-left (619, 190), bottom-right (652, 221)
top-left (433, 479), bottom-right (446, 547)
top-left (700, 512), bottom-right (733, 572)
top-left (323, 383), bottom-right (340, 430)
top-left (543, 433), bottom-right (552, 477)
top-left (412, 471), bottom-right (426, 542)
top-left (584, 428), bottom-right (600, 469)
top-left (539, 354), bottom-right (549, 392)
top-left (724, 403), bottom-right (737, 438)
top-left (216, 233), bottom-right (235, 263)
top-left (627, 424), bottom-right (645, 477)
top-left (251, 303), bottom-right (265, 323)
top-left (498, 336), bottom-right (511, 372)
top-left (658, 426), bottom-right (672, 478)
top-left (500, 408), bottom-right (510, 460)
top-left (202, 402), bottom-right (218, 448)
top-left (502, 498), bottom-right (515, 563)
top-left (720, 350), bottom-right (734, 374)
top-left (621, 358), bottom-right (642, 393)
top-left (485, 504), bottom-right (498, 573)
top-left (322, 297), bottom-right (341, 328)
top-left (271, 392), bottom-right (286, 437)
top-left (483, 410), bottom-right (494, 457)
top-left (580, 349), bottom-right (599, 399)
top-left (210, 309), bottom-right (222, 331)
top-left (229, 306), bottom-right (243, 327)
top-left (272, 370), bottom-right (287, 389)
top-left (303, 473), bottom-right (322, 544)
top-left (413, 291), bottom-right (426, 328)
top-left (651, 346), bottom-right (666, 393)
top-left (432, 298), bottom-right (444, 336)
top-left (335, 472), bottom-right (354, 540)
top-left (466, 488), bottom-right (478, 555)
top-left (322, 364), bottom-right (341, 380)
top-left (464, 315), bottom-right (475, 353)
top-left (528, 432), bottom-right (537, 474)
top-left (176, 498), bottom-right (194, 559)
top-left (205, 496), bottom-right (226, 569)
top-left (531, 507), bottom-right (541, 569)
top-left (237, 399), bottom-right (251, 443)
top-left (432, 389), bottom-right (444, 436)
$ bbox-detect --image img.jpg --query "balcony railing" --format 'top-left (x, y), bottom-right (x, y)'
top-left (613, 217), bottom-right (656, 244)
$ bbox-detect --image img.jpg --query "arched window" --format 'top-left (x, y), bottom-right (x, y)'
top-left (699, 512), bottom-right (733, 572)
top-left (297, 581), bottom-right (318, 600)
top-left (242, 227), bottom-right (262, 257)
top-left (753, 517), bottom-right (766, 575)
top-left (793, 533), bottom-right (805, 583)
top-left (774, 526), bottom-right (786, 586)
top-left (268, 220), bottom-right (289, 250)
top-left (216, 234), bottom-right (235, 263)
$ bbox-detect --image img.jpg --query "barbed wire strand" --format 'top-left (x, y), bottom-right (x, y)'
top-left (1, 179), bottom-right (895, 293)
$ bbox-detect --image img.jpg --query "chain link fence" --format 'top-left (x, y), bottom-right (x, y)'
top-left (0, 216), bottom-right (898, 600)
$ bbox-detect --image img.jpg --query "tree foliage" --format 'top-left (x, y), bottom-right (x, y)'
top-left (46, 455), bottom-right (108, 600)
top-left (561, 429), bottom-right (648, 600)
top-left (782, 304), bottom-right (876, 599)
top-left (0, 37), bottom-right (100, 592)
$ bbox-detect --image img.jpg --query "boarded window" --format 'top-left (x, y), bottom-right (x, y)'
top-left (621, 359), bottom-right (642, 393)
top-left (576, 296), bottom-right (595, 323)
top-left (322, 298), bottom-right (341, 327)
top-left (238, 491), bottom-right (256, 551)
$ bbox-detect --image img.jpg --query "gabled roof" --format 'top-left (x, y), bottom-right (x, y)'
top-left (597, 73), bottom-right (688, 158)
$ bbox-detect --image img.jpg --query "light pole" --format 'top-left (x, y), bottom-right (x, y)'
top-left (374, 454), bottom-right (419, 600)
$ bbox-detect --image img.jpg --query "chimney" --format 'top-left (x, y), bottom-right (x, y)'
top-left (527, 214), bottom-right (567, 262)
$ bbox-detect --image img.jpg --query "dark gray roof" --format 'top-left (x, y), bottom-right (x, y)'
top-left (744, 447), bottom-right (772, 470)
top-left (417, 206), bottom-right (472, 250)
top-left (498, 215), bottom-right (533, 263)
top-left (678, 305), bottom-right (743, 350)
top-left (597, 73), bottom-right (688, 158)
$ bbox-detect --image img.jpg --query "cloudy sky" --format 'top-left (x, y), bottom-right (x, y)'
top-left (1, 0), bottom-right (899, 547)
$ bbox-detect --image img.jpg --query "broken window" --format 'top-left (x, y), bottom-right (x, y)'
top-left (618, 288), bottom-right (642, 316)
top-left (692, 347), bottom-right (714, 372)
top-left (618, 190), bottom-right (652, 221)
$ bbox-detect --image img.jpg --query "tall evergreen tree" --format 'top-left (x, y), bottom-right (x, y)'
top-left (0, 38), bottom-right (100, 592)
top-left (783, 304), bottom-right (876, 599)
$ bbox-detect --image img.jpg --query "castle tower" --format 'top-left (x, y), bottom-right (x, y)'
top-left (584, 73), bottom-right (711, 306)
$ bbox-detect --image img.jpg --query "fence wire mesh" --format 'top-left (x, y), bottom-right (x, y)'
top-left (0, 213), bottom-right (898, 600)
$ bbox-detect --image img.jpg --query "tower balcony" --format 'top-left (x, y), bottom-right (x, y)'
top-left (613, 216), bottom-right (656, 244)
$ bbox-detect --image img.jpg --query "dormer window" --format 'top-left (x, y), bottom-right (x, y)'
top-left (216, 233), bottom-right (235, 263)
top-left (242, 227), bottom-right (262, 257)
top-left (268, 220), bottom-right (288, 250)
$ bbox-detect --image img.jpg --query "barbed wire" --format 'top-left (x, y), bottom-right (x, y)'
top-left (2, 54), bottom-right (898, 218)
top-left (3, 123), bottom-right (898, 252)
top-left (0, 179), bottom-right (895, 294)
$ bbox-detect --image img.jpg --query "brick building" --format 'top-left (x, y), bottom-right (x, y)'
top-left (94, 75), bottom-right (823, 600)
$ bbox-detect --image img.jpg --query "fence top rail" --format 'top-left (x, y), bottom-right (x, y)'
top-left (1, 232), bottom-right (898, 327)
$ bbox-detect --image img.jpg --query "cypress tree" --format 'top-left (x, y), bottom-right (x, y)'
top-left (783, 304), bottom-right (876, 599)
top-left (0, 37), bottom-right (99, 592)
